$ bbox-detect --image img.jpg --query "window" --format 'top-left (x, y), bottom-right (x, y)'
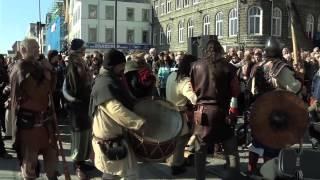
top-left (167, 24), bottom-right (172, 44)
top-left (167, 0), bottom-right (172, 13)
top-left (160, 30), bottom-right (165, 45)
top-left (176, 0), bottom-right (182, 10)
top-left (105, 28), bottom-right (113, 43)
top-left (161, 3), bottom-right (166, 15)
top-left (154, 0), bottom-right (159, 17)
top-left (88, 5), bottom-right (97, 19)
top-left (187, 18), bottom-right (194, 38)
top-left (178, 21), bottom-right (184, 43)
top-left (127, 8), bottom-right (135, 21)
top-left (216, 12), bottom-right (223, 37)
top-left (127, 29), bottom-right (135, 43)
top-left (229, 8), bottom-right (238, 37)
top-left (248, 6), bottom-right (263, 35)
top-left (203, 15), bottom-right (210, 35)
top-left (142, 9), bottom-right (150, 22)
top-left (88, 27), bottom-right (97, 42)
top-left (142, 31), bottom-right (149, 43)
top-left (193, 0), bottom-right (200, 4)
top-left (105, 6), bottom-right (114, 20)
top-left (306, 14), bottom-right (314, 39)
top-left (272, 7), bottom-right (282, 36)
top-left (184, 0), bottom-right (190, 7)
top-left (318, 15), bottom-right (320, 33)
top-left (153, 33), bottom-right (157, 45)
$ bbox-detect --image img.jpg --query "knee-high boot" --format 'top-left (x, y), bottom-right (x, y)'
top-left (194, 142), bottom-right (207, 180)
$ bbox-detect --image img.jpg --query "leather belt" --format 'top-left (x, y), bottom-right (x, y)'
top-left (18, 108), bottom-right (51, 127)
top-left (93, 134), bottom-right (124, 143)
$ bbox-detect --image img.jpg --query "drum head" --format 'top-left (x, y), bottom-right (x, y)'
top-left (133, 97), bottom-right (183, 142)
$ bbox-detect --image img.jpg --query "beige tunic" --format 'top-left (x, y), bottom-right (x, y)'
top-left (166, 72), bottom-right (197, 108)
top-left (166, 72), bottom-right (197, 135)
top-left (92, 99), bottom-right (144, 178)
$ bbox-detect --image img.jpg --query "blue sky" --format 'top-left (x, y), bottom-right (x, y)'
top-left (0, 0), bottom-right (52, 54)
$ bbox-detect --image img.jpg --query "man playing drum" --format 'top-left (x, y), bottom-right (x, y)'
top-left (190, 36), bottom-right (243, 180)
top-left (166, 54), bottom-right (197, 175)
top-left (89, 49), bottom-right (145, 180)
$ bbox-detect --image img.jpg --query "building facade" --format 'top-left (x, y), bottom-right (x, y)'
top-left (152, 0), bottom-right (320, 52)
top-left (46, 0), bottom-right (65, 53)
top-left (11, 41), bottom-right (22, 54)
top-left (25, 23), bottom-right (47, 53)
top-left (68, 0), bottom-right (152, 53)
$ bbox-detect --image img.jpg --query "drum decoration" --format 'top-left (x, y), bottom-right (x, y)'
top-left (128, 97), bottom-right (183, 162)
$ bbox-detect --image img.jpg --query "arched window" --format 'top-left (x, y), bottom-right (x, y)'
top-left (187, 18), bottom-right (194, 38)
top-left (166, 24), bottom-right (172, 44)
top-left (272, 7), bottom-right (282, 36)
top-left (248, 6), bottom-right (263, 35)
top-left (229, 8), bottom-right (238, 37)
top-left (216, 12), bottom-right (223, 37)
top-left (317, 15), bottom-right (320, 33)
top-left (178, 21), bottom-right (184, 43)
top-left (306, 14), bottom-right (314, 39)
top-left (160, 29), bottom-right (165, 45)
top-left (203, 15), bottom-right (210, 35)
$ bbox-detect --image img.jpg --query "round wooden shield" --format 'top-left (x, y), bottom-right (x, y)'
top-left (250, 90), bottom-right (308, 149)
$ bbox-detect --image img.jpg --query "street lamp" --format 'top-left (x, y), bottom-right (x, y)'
top-left (38, 0), bottom-right (43, 53)
top-left (114, 0), bottom-right (118, 49)
top-left (270, 0), bottom-right (274, 36)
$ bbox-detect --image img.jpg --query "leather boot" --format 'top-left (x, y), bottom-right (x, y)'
top-left (74, 161), bottom-right (89, 180)
top-left (194, 143), bottom-right (207, 180)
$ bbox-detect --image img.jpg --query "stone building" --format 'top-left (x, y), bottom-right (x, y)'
top-left (67, 0), bottom-right (152, 53)
top-left (152, 0), bottom-right (320, 52)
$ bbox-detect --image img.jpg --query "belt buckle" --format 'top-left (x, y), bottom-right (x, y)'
top-left (33, 123), bottom-right (43, 127)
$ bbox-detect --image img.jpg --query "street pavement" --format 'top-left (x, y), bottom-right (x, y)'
top-left (0, 118), bottom-right (272, 180)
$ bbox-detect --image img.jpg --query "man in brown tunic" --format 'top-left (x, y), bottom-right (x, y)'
top-left (190, 36), bottom-right (243, 180)
top-left (10, 39), bottom-right (58, 180)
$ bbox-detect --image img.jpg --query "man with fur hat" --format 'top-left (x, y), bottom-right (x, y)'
top-left (89, 49), bottom-right (145, 180)
top-left (63, 38), bottom-right (93, 179)
top-left (10, 38), bottom-right (58, 180)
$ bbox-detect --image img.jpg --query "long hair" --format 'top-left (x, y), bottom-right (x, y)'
top-left (176, 54), bottom-right (197, 82)
top-left (204, 38), bottom-right (225, 81)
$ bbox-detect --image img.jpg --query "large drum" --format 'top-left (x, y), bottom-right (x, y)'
top-left (128, 97), bottom-right (183, 162)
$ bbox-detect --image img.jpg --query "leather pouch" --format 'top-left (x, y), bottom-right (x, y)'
top-left (98, 137), bottom-right (127, 161)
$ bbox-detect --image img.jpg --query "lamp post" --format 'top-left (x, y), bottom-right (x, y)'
top-left (237, 0), bottom-right (240, 49)
top-left (38, 0), bottom-right (43, 53)
top-left (270, 0), bottom-right (274, 36)
top-left (114, 0), bottom-right (118, 49)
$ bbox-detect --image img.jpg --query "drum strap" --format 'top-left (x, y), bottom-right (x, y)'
top-left (92, 134), bottom-right (124, 143)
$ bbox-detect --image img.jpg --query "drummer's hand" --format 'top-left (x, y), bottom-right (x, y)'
top-left (229, 107), bottom-right (239, 117)
top-left (136, 123), bottom-right (146, 136)
top-left (227, 107), bottom-right (239, 125)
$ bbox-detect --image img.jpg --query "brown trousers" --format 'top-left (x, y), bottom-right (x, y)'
top-left (17, 126), bottom-right (58, 179)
